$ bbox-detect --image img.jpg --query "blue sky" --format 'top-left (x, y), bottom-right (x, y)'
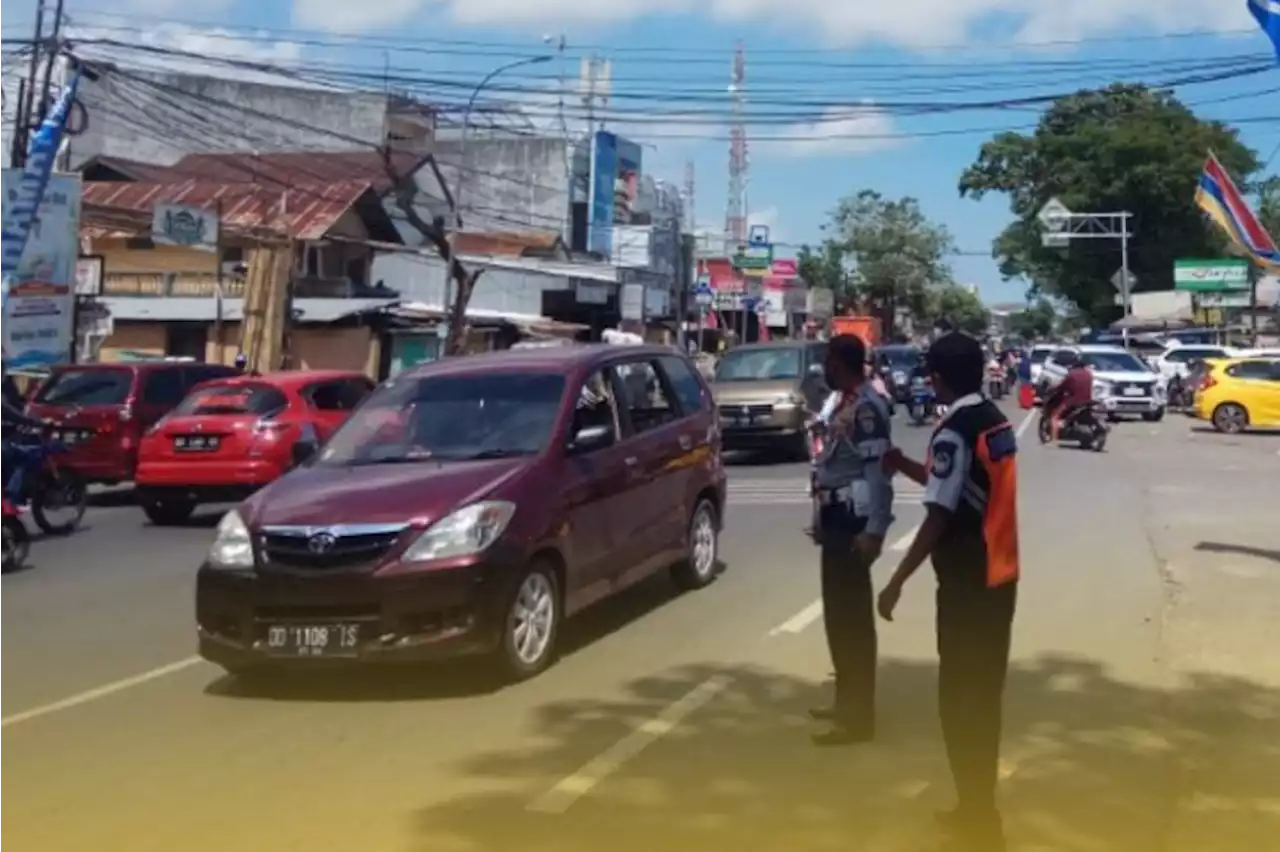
top-left (5, 0), bottom-right (1279, 304)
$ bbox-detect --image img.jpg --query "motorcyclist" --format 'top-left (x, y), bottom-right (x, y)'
top-left (2, 366), bottom-right (46, 498)
top-left (908, 352), bottom-right (930, 385)
top-left (1042, 352), bottom-right (1094, 441)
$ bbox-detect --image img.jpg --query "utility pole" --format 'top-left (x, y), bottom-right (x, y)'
top-left (34, 0), bottom-right (67, 127)
top-left (15, 0), bottom-right (48, 167)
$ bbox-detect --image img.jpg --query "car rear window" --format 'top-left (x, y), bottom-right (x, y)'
top-left (173, 383), bottom-right (288, 417)
top-left (35, 368), bottom-right (133, 405)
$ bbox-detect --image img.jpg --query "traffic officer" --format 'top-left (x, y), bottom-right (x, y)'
top-left (878, 331), bottom-right (1019, 851)
top-left (808, 333), bottom-right (895, 747)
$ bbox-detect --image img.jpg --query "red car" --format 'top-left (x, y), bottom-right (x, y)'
top-left (196, 345), bottom-right (727, 681)
top-left (27, 361), bottom-right (239, 484)
top-left (136, 370), bottom-right (375, 525)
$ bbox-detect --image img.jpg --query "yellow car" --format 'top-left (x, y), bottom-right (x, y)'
top-left (1193, 356), bottom-right (1280, 433)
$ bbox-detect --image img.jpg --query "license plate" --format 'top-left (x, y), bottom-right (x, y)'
top-left (53, 429), bottom-right (90, 444)
top-left (1123, 386), bottom-right (1145, 397)
top-left (264, 623), bottom-right (361, 657)
top-left (174, 435), bottom-right (220, 451)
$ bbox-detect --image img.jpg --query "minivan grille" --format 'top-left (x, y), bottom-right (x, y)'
top-left (259, 530), bottom-right (402, 570)
top-left (718, 403), bottom-right (774, 418)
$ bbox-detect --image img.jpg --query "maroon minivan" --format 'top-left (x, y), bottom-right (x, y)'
top-left (196, 345), bottom-right (727, 681)
top-left (28, 361), bottom-right (239, 484)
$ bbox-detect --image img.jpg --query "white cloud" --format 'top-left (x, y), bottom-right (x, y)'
top-left (763, 105), bottom-right (901, 158)
top-left (288, 0), bottom-right (1254, 46)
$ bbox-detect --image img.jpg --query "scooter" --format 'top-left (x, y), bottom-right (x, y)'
top-left (6, 427), bottom-right (88, 535)
top-left (907, 377), bottom-right (936, 426)
top-left (1038, 402), bottom-right (1108, 451)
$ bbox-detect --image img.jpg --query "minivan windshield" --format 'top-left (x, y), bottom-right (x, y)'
top-left (878, 347), bottom-right (920, 369)
top-left (317, 372), bottom-right (566, 465)
top-left (715, 347), bottom-right (802, 381)
top-left (35, 368), bottom-right (132, 406)
top-left (173, 383), bottom-right (288, 417)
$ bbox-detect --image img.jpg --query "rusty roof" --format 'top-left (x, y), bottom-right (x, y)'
top-left (79, 156), bottom-right (183, 182)
top-left (80, 179), bottom-right (379, 241)
top-left (154, 151), bottom-right (427, 193)
top-left (454, 230), bottom-right (564, 257)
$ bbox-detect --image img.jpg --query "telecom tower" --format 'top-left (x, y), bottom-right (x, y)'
top-left (724, 42), bottom-right (747, 247)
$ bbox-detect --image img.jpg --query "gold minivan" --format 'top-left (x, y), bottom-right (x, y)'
top-left (711, 341), bottom-right (830, 458)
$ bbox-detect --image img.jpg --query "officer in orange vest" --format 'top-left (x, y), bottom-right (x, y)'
top-left (878, 331), bottom-right (1019, 852)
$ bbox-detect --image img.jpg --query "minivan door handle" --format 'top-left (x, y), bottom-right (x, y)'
top-left (624, 456), bottom-right (640, 467)
top-left (678, 435), bottom-right (693, 450)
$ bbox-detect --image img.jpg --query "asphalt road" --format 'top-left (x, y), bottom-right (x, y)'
top-left (4, 403), bottom-right (1278, 852)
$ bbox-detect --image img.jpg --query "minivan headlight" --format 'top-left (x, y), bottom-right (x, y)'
top-left (208, 509), bottom-right (254, 569)
top-left (403, 501), bottom-right (516, 562)
top-left (1092, 380), bottom-right (1111, 399)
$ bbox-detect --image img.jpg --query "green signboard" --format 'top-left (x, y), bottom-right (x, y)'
top-left (1173, 258), bottom-right (1249, 291)
top-left (732, 244), bottom-right (773, 270)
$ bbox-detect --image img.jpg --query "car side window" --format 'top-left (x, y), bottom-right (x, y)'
top-left (306, 379), bottom-right (369, 412)
top-left (656, 355), bottom-right (707, 416)
top-left (1268, 361), bottom-right (1280, 382)
top-left (1227, 360), bottom-right (1273, 380)
top-left (615, 359), bottom-right (675, 434)
top-left (809, 344), bottom-right (828, 374)
top-left (141, 369), bottom-right (185, 405)
top-left (570, 369), bottom-right (621, 449)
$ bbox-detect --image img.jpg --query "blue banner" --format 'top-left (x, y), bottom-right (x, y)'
top-left (2, 66), bottom-right (83, 309)
top-left (1251, 0), bottom-right (1280, 62)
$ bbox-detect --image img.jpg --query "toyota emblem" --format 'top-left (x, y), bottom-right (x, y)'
top-left (307, 531), bottom-right (337, 554)
top-left (740, 405), bottom-right (750, 416)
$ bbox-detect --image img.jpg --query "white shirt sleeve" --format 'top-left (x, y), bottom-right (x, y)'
top-left (818, 391), bottom-right (840, 422)
top-left (923, 427), bottom-right (972, 513)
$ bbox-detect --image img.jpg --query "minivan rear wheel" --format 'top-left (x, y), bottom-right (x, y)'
top-left (495, 562), bottom-right (561, 682)
top-left (671, 499), bottom-right (720, 591)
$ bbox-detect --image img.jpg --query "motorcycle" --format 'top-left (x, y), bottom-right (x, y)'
top-left (2, 497), bottom-right (29, 572)
top-left (5, 427), bottom-right (88, 535)
top-left (986, 364), bottom-right (1007, 399)
top-left (907, 377), bottom-right (936, 426)
top-left (1038, 402), bottom-right (1109, 451)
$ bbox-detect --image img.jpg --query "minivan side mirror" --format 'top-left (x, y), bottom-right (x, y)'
top-left (290, 439), bottom-right (319, 467)
top-left (567, 423), bottom-right (613, 454)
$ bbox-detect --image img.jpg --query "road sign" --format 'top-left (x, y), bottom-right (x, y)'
top-left (1110, 268), bottom-right (1138, 292)
top-left (748, 224), bottom-right (770, 247)
top-left (1037, 197), bottom-right (1072, 232)
top-left (732, 244), bottom-right (773, 270)
top-left (694, 279), bottom-right (714, 307)
top-left (1041, 232), bottom-right (1069, 249)
top-left (1173, 258), bottom-right (1250, 291)
top-left (770, 258), bottom-right (798, 277)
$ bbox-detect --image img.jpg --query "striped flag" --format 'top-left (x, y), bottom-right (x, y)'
top-left (1250, 0), bottom-right (1280, 61)
top-left (1194, 151), bottom-right (1280, 272)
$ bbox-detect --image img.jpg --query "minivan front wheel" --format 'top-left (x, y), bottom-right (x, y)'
top-left (496, 563), bottom-right (561, 681)
top-left (672, 499), bottom-right (720, 591)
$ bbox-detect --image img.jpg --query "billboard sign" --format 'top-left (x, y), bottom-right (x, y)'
top-left (1, 171), bottom-right (81, 369)
top-left (770, 258), bottom-right (798, 277)
top-left (588, 130), bottom-right (643, 256)
top-left (153, 203), bottom-right (219, 252)
top-left (1173, 258), bottom-right (1249, 291)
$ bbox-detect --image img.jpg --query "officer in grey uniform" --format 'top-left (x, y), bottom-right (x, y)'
top-left (809, 333), bottom-right (895, 746)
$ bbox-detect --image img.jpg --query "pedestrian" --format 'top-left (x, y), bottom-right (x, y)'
top-left (878, 331), bottom-right (1019, 852)
top-left (808, 333), bottom-right (895, 747)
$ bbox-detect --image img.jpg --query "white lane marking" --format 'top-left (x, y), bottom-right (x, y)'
top-left (1015, 408), bottom-right (1038, 439)
top-left (1, 656), bottom-right (205, 729)
top-left (890, 522), bottom-right (921, 552)
top-left (526, 674), bottom-right (733, 815)
top-left (767, 599), bottom-right (824, 636)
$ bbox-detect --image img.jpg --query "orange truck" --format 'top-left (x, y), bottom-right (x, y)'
top-left (830, 315), bottom-right (882, 349)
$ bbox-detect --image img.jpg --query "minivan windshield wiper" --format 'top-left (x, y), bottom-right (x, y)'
top-left (440, 448), bottom-right (534, 460)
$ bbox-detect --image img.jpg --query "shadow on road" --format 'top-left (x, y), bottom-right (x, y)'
top-left (1195, 541), bottom-right (1280, 565)
top-left (405, 655), bottom-right (1280, 852)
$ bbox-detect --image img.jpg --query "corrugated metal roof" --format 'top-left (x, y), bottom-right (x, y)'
top-left (100, 297), bottom-right (400, 323)
top-left (81, 179), bottom-right (376, 241)
top-left (157, 151), bottom-right (427, 192)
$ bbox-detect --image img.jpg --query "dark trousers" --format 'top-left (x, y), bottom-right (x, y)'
top-left (937, 581), bottom-right (1017, 836)
top-left (818, 502), bottom-right (876, 726)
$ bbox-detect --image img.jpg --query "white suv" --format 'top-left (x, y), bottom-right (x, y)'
top-left (1039, 344), bottom-right (1167, 422)
top-left (1152, 343), bottom-right (1237, 381)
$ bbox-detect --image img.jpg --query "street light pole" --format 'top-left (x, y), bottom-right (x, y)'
top-left (442, 54), bottom-right (552, 353)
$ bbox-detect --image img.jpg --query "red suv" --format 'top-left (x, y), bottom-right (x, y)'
top-left (26, 361), bottom-right (240, 485)
top-left (196, 345), bottom-right (726, 681)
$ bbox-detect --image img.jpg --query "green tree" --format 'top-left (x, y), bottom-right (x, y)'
top-left (1007, 298), bottom-right (1057, 339)
top-left (808, 190), bottom-right (955, 331)
top-left (958, 84), bottom-right (1262, 325)
top-left (931, 284), bottom-right (991, 335)
top-left (796, 242), bottom-right (854, 310)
